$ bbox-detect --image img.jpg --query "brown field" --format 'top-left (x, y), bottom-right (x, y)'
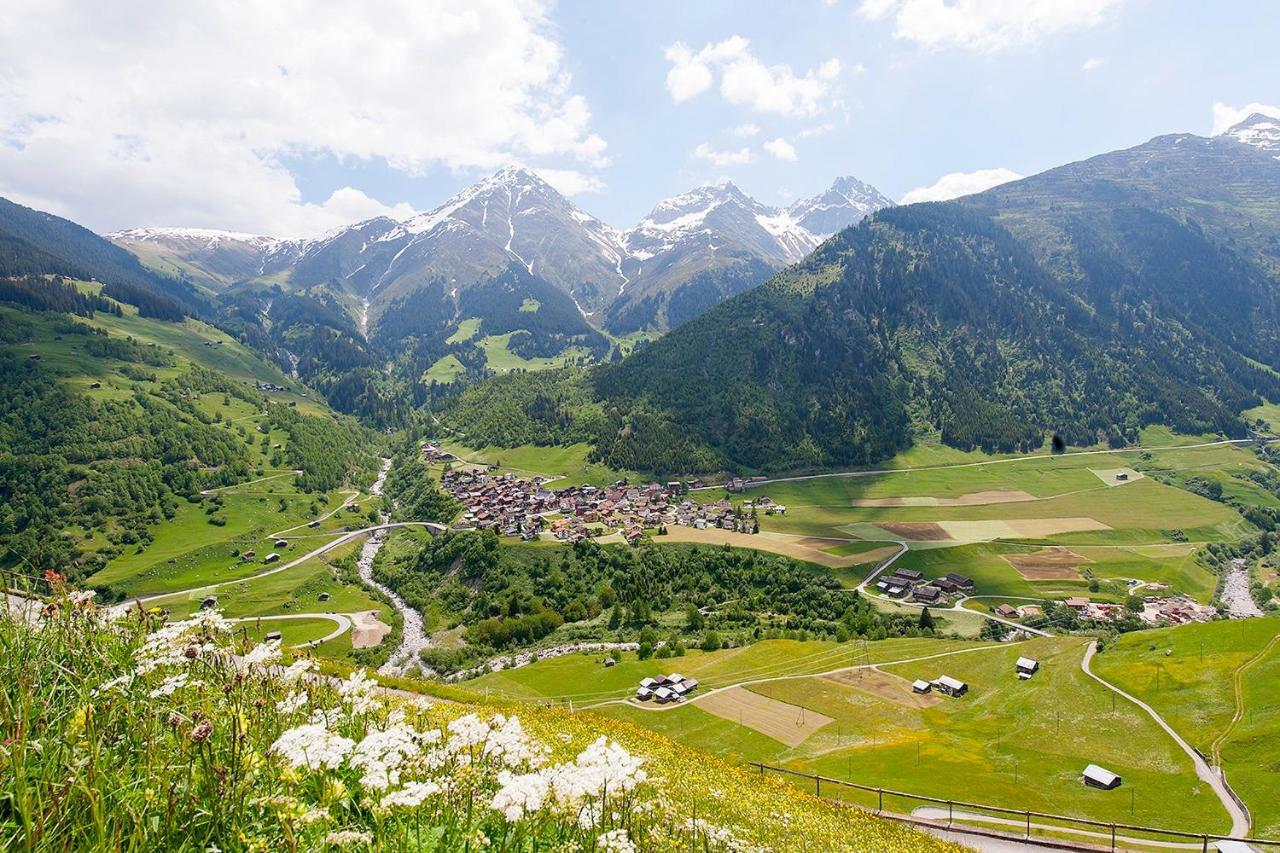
top-left (933, 518), bottom-right (1110, 543)
top-left (659, 527), bottom-right (880, 568)
top-left (852, 489), bottom-right (1036, 507)
top-left (1004, 547), bottom-right (1088, 580)
top-left (696, 686), bottom-right (834, 747)
top-left (820, 667), bottom-right (941, 708)
top-left (874, 521), bottom-right (953, 541)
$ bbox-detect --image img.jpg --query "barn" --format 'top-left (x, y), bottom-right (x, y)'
top-left (911, 679), bottom-right (932, 694)
top-left (934, 675), bottom-right (968, 697)
top-left (1016, 657), bottom-right (1040, 679)
top-left (1083, 764), bottom-right (1121, 790)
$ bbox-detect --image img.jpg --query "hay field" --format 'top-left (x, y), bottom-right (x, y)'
top-left (696, 686), bottom-right (834, 747)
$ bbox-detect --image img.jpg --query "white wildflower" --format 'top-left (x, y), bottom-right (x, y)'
top-left (597, 828), bottom-right (636, 853)
top-left (69, 589), bottom-right (96, 606)
top-left (337, 669), bottom-right (380, 714)
top-left (271, 723), bottom-right (354, 771)
top-left (350, 724), bottom-right (422, 791)
top-left (280, 657), bottom-right (318, 683)
top-left (323, 829), bottom-right (372, 846)
top-left (237, 640), bottom-right (281, 673)
top-left (277, 690), bottom-right (308, 715)
top-left (91, 673), bottom-right (135, 697)
top-left (482, 714), bottom-right (540, 767)
top-left (300, 807), bottom-right (330, 825)
top-left (491, 770), bottom-right (550, 822)
top-left (380, 781), bottom-right (440, 809)
top-left (148, 672), bottom-right (190, 698)
top-left (445, 713), bottom-right (490, 752)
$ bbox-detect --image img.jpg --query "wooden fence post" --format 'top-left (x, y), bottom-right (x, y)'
top-left (815, 774), bottom-right (821, 797)
top-left (1025, 811), bottom-right (1031, 838)
top-left (877, 788), bottom-right (883, 813)
top-left (1111, 823), bottom-right (1116, 850)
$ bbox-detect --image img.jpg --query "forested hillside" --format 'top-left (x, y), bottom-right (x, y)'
top-left (579, 131), bottom-right (1280, 475)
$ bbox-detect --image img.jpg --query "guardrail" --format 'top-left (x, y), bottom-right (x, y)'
top-left (1, 568), bottom-right (53, 601)
top-left (749, 762), bottom-right (1279, 852)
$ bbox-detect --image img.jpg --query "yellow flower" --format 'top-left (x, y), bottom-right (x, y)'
top-left (69, 704), bottom-right (91, 732)
top-left (322, 778), bottom-right (347, 805)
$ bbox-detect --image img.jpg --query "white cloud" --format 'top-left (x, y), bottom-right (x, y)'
top-left (860, 0), bottom-right (1121, 51)
top-left (731, 122), bottom-right (762, 138)
top-left (1081, 56), bottom-right (1107, 71)
top-left (900, 167), bottom-right (1023, 204)
top-left (530, 167), bottom-right (606, 196)
top-left (764, 138), bottom-right (798, 161)
top-left (693, 143), bottom-right (755, 167)
top-left (0, 0), bottom-right (609, 237)
top-left (665, 36), bottom-right (842, 115)
top-left (797, 122), bottom-right (837, 138)
top-left (1211, 102), bottom-right (1280, 136)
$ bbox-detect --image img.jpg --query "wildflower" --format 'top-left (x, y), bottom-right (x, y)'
top-left (271, 723), bottom-right (354, 771)
top-left (337, 669), bottom-right (380, 713)
top-left (238, 641), bottom-right (281, 673)
top-left (299, 806), bottom-right (330, 825)
top-left (92, 673), bottom-right (133, 697)
top-left (280, 658), bottom-right (318, 683)
top-left (380, 781), bottom-right (440, 809)
top-left (323, 829), bottom-right (372, 846)
top-left (492, 770), bottom-right (550, 821)
top-left (190, 720), bottom-right (214, 743)
top-left (149, 672), bottom-right (190, 698)
top-left (277, 690), bottom-right (308, 714)
top-left (445, 713), bottom-right (490, 752)
top-left (597, 829), bottom-right (636, 853)
top-left (350, 724), bottom-right (422, 790)
top-left (166, 711), bottom-right (183, 728)
top-left (482, 714), bottom-right (540, 767)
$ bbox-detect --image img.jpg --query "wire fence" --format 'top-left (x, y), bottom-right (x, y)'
top-left (750, 762), bottom-right (1280, 852)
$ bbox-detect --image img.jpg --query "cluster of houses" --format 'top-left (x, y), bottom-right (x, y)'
top-left (437, 466), bottom-right (766, 543)
top-left (911, 657), bottom-right (1039, 699)
top-left (636, 673), bottom-right (700, 703)
top-left (1059, 595), bottom-right (1216, 626)
top-left (874, 568), bottom-right (976, 604)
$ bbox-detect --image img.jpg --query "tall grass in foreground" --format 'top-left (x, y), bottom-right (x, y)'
top-left (0, 589), bottom-right (961, 852)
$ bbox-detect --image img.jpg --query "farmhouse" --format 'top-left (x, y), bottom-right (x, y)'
top-left (933, 675), bottom-right (968, 697)
top-left (1016, 657), bottom-right (1039, 679)
top-left (994, 603), bottom-right (1018, 618)
top-left (911, 585), bottom-right (943, 604)
top-left (1082, 764), bottom-right (1121, 790)
top-left (943, 573), bottom-right (975, 591)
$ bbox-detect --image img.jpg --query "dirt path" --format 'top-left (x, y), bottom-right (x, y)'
top-left (1079, 641), bottom-right (1249, 838)
top-left (692, 438), bottom-right (1269, 493)
top-left (1210, 631), bottom-right (1280, 768)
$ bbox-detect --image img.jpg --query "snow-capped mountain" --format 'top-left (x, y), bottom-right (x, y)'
top-left (607, 177), bottom-right (891, 332)
top-left (109, 166), bottom-right (891, 336)
top-left (1220, 112), bottom-right (1280, 158)
top-left (108, 227), bottom-right (303, 289)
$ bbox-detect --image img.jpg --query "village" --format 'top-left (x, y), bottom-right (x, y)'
top-left (426, 443), bottom-right (784, 543)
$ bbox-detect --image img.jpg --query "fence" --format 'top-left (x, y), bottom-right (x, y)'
top-left (1, 568), bottom-right (54, 602)
top-left (750, 762), bottom-right (1280, 852)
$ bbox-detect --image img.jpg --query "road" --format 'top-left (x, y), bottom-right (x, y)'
top-left (692, 438), bottom-right (1271, 492)
top-left (127, 520), bottom-right (446, 609)
top-left (227, 612), bottom-right (351, 648)
top-left (910, 808), bottom-right (1207, 850)
top-left (1079, 641), bottom-right (1250, 838)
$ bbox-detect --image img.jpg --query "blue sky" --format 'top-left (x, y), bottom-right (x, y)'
top-left (1, 0), bottom-right (1277, 236)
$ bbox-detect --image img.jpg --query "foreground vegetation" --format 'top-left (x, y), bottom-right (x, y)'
top-left (0, 589), bottom-right (958, 852)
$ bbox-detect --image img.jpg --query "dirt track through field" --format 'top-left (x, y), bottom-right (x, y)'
top-left (821, 667), bottom-right (941, 708)
top-left (852, 489), bottom-right (1036, 507)
top-left (697, 686), bottom-right (834, 747)
top-left (1004, 547), bottom-right (1088, 580)
top-left (658, 527), bottom-right (889, 568)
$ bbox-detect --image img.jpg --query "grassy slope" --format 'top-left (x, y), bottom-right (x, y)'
top-left (1091, 618), bottom-right (1280, 836)
top-left (599, 637), bottom-right (1233, 834)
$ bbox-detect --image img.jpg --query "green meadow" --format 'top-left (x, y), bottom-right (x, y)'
top-left (1091, 618), bottom-right (1280, 836)
top-left (596, 637), bottom-right (1234, 834)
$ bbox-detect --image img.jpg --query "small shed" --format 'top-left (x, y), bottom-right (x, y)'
top-left (911, 679), bottom-right (932, 694)
top-left (1016, 657), bottom-right (1040, 679)
top-left (654, 687), bottom-right (674, 704)
top-left (681, 677), bottom-right (699, 693)
top-left (603, 657), bottom-right (617, 668)
top-left (318, 592), bottom-right (331, 602)
top-left (264, 631), bottom-right (282, 642)
top-left (934, 675), bottom-right (968, 697)
top-left (1083, 764), bottom-right (1121, 790)
top-left (635, 687), bottom-right (653, 701)
top-left (668, 673), bottom-right (685, 683)
top-left (264, 553), bottom-right (280, 563)
top-left (672, 682), bottom-right (689, 696)
top-left (200, 596), bottom-right (217, 610)
top-left (308, 520), bottom-right (320, 528)
top-left (639, 677), bottom-right (656, 689)
top-left (275, 539), bottom-right (289, 548)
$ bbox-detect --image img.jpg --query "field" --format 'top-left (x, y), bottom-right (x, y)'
top-left (467, 637), bottom-right (989, 705)
top-left (477, 332), bottom-right (592, 373)
top-left (437, 440), bottom-right (635, 487)
top-left (717, 442), bottom-right (1266, 604)
top-left (1091, 618), bottom-right (1280, 836)
top-left (594, 636), bottom-right (1237, 834)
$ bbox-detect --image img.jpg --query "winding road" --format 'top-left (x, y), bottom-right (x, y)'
top-left (1080, 641), bottom-right (1250, 838)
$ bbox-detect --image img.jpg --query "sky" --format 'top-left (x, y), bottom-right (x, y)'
top-left (0, 0), bottom-right (1277, 238)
